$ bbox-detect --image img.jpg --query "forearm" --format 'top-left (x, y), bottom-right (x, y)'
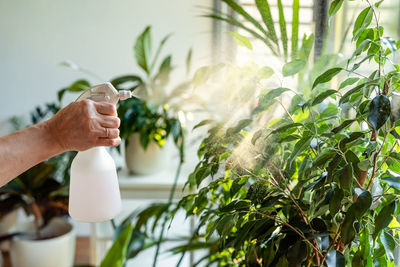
top-left (0, 120), bottom-right (64, 186)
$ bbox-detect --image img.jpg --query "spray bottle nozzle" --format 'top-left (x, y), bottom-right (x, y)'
top-left (76, 82), bottom-right (136, 104)
top-left (118, 90), bottom-right (133, 101)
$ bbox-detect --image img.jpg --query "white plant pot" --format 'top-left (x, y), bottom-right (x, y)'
top-left (0, 209), bottom-right (18, 234)
top-left (10, 218), bottom-right (75, 267)
top-left (125, 134), bottom-right (171, 175)
top-left (0, 209), bottom-right (19, 251)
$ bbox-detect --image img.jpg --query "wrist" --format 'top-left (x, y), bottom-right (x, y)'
top-left (43, 119), bottom-right (66, 155)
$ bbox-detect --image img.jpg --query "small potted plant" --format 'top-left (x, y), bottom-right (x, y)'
top-left (111, 26), bottom-right (193, 175)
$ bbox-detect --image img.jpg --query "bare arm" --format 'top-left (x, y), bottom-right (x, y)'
top-left (0, 99), bottom-right (121, 186)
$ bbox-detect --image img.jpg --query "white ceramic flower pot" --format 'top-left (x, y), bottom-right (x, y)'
top-left (10, 218), bottom-right (75, 267)
top-left (125, 134), bottom-right (171, 175)
top-left (0, 209), bottom-right (18, 234)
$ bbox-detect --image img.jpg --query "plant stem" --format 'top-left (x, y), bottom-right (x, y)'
top-left (152, 155), bottom-right (184, 267)
top-left (254, 211), bottom-right (323, 259)
top-left (366, 125), bottom-right (388, 190)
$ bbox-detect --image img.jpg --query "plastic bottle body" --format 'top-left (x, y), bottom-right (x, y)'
top-left (69, 147), bottom-right (121, 222)
top-left (68, 82), bottom-right (132, 222)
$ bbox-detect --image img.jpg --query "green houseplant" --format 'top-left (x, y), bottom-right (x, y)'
top-left (61, 26), bottom-right (193, 175)
top-left (103, 0), bottom-right (400, 266)
top-left (111, 26), bottom-right (193, 175)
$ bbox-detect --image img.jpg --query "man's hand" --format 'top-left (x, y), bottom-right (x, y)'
top-left (46, 99), bottom-right (121, 152)
top-left (0, 99), bottom-right (124, 186)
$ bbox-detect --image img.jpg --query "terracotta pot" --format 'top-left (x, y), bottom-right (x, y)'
top-left (10, 218), bottom-right (75, 267)
top-left (125, 134), bottom-right (171, 175)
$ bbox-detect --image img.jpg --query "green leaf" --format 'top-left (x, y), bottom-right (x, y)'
top-left (339, 164), bottom-right (353, 191)
top-left (380, 231), bottom-right (396, 261)
top-left (329, 0), bottom-right (344, 16)
top-left (256, 87), bottom-right (291, 112)
top-left (186, 48), bottom-right (192, 74)
top-left (216, 214), bottom-right (237, 237)
top-left (329, 186), bottom-right (344, 216)
top-left (277, 0), bottom-right (288, 61)
top-left (311, 89), bottom-right (337, 106)
top-left (312, 150), bottom-right (336, 168)
top-left (255, 0), bottom-right (278, 44)
top-left (291, 0), bottom-right (299, 60)
top-left (110, 75), bottom-right (142, 90)
top-left (381, 176), bottom-right (400, 189)
top-left (352, 190), bottom-right (372, 219)
top-left (221, 0), bottom-right (269, 38)
top-left (57, 88), bottom-right (67, 102)
top-left (228, 32), bottom-right (253, 50)
top-left (269, 122), bottom-right (302, 136)
top-left (282, 60), bottom-right (306, 77)
top-left (192, 66), bottom-right (210, 87)
top-left (339, 81), bottom-right (378, 105)
top-left (150, 33), bottom-right (172, 71)
top-left (374, 201), bottom-right (396, 238)
top-left (193, 120), bottom-right (214, 130)
top-left (299, 34), bottom-right (314, 61)
top-left (134, 26), bottom-right (152, 74)
top-left (386, 153), bottom-right (400, 173)
top-left (339, 77), bottom-right (360, 89)
top-left (258, 66), bottom-right (274, 80)
top-left (353, 7), bottom-right (373, 37)
top-left (312, 67), bottom-right (343, 89)
top-left (68, 79), bottom-right (90, 92)
top-left (326, 250), bottom-right (346, 267)
top-left (367, 95), bottom-right (391, 131)
top-left (332, 119), bottom-right (356, 134)
top-left (205, 13), bottom-right (278, 56)
top-left (251, 129), bottom-right (263, 145)
top-left (100, 223), bottom-right (133, 267)
top-left (286, 241), bottom-right (308, 267)
top-left (159, 55), bottom-right (172, 73)
top-left (288, 133), bottom-right (312, 164)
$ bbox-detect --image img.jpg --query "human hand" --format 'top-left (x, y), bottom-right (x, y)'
top-left (46, 99), bottom-right (121, 152)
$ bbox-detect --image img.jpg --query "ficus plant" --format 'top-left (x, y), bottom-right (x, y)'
top-left (170, 1), bottom-right (400, 266)
top-left (102, 0), bottom-right (400, 266)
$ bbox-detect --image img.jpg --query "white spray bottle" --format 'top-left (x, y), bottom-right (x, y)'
top-left (68, 82), bottom-right (133, 222)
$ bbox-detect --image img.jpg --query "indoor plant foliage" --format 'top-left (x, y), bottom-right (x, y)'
top-left (96, 0), bottom-right (400, 266)
top-left (168, 1), bottom-right (400, 266)
top-left (112, 26), bottom-right (192, 157)
top-left (62, 26), bottom-right (192, 173)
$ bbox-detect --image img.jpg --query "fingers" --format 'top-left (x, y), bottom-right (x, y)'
top-left (98, 115), bottom-right (120, 128)
top-left (96, 137), bottom-right (121, 147)
top-left (94, 102), bottom-right (117, 116)
top-left (100, 128), bottom-right (120, 139)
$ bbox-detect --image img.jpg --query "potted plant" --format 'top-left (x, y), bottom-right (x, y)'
top-left (110, 26), bottom-right (195, 175)
top-left (104, 0), bottom-right (400, 266)
top-left (0, 92), bottom-right (77, 267)
top-left (61, 26), bottom-right (195, 175)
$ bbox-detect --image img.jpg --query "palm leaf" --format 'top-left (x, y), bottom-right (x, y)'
top-left (277, 0), bottom-right (288, 61)
top-left (221, 0), bottom-right (268, 37)
top-left (205, 13), bottom-right (279, 56)
top-left (255, 0), bottom-right (279, 48)
top-left (291, 0), bottom-right (300, 60)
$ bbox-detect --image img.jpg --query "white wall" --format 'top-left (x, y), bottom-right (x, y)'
top-left (0, 0), bottom-right (213, 126)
